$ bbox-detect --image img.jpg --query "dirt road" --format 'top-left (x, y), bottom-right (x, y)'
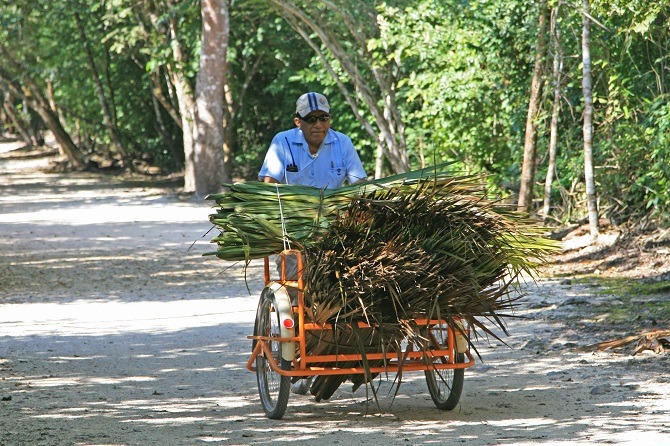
top-left (1, 147), bottom-right (668, 445)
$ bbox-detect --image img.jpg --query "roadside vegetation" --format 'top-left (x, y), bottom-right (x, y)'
top-left (1, 0), bottom-right (669, 232)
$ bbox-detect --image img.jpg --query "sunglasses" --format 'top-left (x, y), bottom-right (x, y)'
top-left (299, 114), bottom-right (331, 124)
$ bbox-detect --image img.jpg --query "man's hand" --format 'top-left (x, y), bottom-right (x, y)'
top-left (263, 176), bottom-right (280, 184)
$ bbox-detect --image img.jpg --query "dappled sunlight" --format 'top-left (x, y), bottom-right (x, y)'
top-left (50, 355), bottom-right (107, 362)
top-left (3, 313), bottom-right (669, 444)
top-left (124, 416), bottom-right (214, 425)
top-left (0, 226), bottom-right (263, 303)
top-left (486, 417), bottom-right (556, 428)
top-left (26, 375), bottom-right (157, 389)
top-left (0, 203), bottom-right (210, 225)
top-left (15, 255), bottom-right (141, 265)
top-left (0, 299), bottom-right (256, 337)
top-left (3, 158), bottom-right (668, 445)
top-left (88, 376), bottom-right (157, 385)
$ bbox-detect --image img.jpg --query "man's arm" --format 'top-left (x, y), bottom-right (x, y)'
top-left (259, 133), bottom-right (287, 183)
top-left (340, 134), bottom-right (367, 184)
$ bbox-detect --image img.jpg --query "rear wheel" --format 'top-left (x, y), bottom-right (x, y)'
top-left (424, 323), bottom-right (465, 410)
top-left (254, 292), bottom-right (291, 419)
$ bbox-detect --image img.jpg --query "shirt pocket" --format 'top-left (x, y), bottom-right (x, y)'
top-left (285, 169), bottom-right (306, 185)
top-left (328, 165), bottom-right (346, 188)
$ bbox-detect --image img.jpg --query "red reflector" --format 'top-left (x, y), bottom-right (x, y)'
top-left (283, 318), bottom-right (294, 329)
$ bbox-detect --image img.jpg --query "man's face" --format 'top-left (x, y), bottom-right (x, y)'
top-left (294, 111), bottom-right (331, 151)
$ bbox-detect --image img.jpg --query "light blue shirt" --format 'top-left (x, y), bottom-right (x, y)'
top-left (259, 128), bottom-right (367, 189)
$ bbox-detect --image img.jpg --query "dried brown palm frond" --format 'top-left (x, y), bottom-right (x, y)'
top-left (298, 178), bottom-right (558, 397)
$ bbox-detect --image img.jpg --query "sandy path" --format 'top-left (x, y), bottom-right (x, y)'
top-left (0, 148), bottom-right (668, 445)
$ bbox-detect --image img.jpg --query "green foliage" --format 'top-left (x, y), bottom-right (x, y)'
top-left (227, 8), bottom-right (317, 178)
top-left (569, 1), bottom-right (670, 225)
top-left (2, 0), bottom-right (670, 227)
top-left (0, 0), bottom-right (185, 167)
top-left (368, 0), bottom-right (539, 184)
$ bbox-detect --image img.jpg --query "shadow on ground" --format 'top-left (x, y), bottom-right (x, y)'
top-left (1, 153), bottom-right (668, 445)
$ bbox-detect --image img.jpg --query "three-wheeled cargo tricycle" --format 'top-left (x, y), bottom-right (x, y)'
top-left (247, 249), bottom-right (475, 419)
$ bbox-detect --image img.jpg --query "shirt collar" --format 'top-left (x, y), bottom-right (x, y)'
top-left (290, 128), bottom-right (334, 146)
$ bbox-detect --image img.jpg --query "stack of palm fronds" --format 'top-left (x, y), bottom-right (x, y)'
top-left (205, 167), bottom-right (490, 261)
top-left (205, 166), bottom-right (559, 400)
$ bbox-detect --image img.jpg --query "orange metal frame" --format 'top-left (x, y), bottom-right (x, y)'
top-left (246, 250), bottom-right (475, 377)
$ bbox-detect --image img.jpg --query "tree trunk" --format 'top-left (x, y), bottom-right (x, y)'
top-left (26, 107), bottom-right (45, 147)
top-left (581, 0), bottom-right (599, 239)
top-left (73, 11), bottom-right (128, 160)
top-left (0, 101), bottom-right (7, 130)
top-left (162, 2), bottom-right (197, 192)
top-left (149, 80), bottom-right (182, 169)
top-left (36, 103), bottom-right (87, 170)
top-left (220, 52), bottom-right (262, 183)
top-left (192, 0), bottom-right (229, 198)
top-left (518, 1), bottom-right (549, 213)
top-left (543, 2), bottom-right (563, 222)
top-left (0, 63), bottom-right (86, 169)
top-left (374, 143), bottom-right (385, 179)
top-left (45, 80), bottom-right (67, 157)
top-left (3, 92), bottom-right (33, 147)
top-left (222, 71), bottom-right (236, 184)
top-left (148, 70), bottom-right (183, 130)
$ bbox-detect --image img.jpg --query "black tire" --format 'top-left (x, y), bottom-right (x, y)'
top-left (425, 352), bottom-right (465, 410)
top-left (423, 324), bottom-right (465, 410)
top-left (254, 292), bottom-right (291, 419)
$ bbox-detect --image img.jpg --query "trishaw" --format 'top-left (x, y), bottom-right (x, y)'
top-left (247, 249), bottom-right (476, 419)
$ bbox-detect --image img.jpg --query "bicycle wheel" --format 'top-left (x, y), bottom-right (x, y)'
top-left (424, 324), bottom-right (465, 410)
top-left (254, 292), bottom-right (291, 419)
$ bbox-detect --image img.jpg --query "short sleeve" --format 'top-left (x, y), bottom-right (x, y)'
top-left (339, 134), bottom-right (367, 184)
top-left (258, 134), bottom-right (286, 182)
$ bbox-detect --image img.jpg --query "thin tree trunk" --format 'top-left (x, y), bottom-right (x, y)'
top-left (222, 71), bottom-right (236, 184)
top-left (0, 102), bottom-right (7, 130)
top-left (128, 12), bottom-right (183, 131)
top-left (102, 47), bottom-right (118, 128)
top-left (73, 11), bottom-right (128, 159)
top-left (149, 83), bottom-right (182, 169)
top-left (543, 2), bottom-right (563, 222)
top-left (220, 54), bottom-right (262, 183)
top-left (45, 81), bottom-right (66, 156)
top-left (162, 2), bottom-right (197, 192)
top-left (148, 70), bottom-right (182, 130)
top-left (0, 64), bottom-right (86, 169)
top-left (36, 103), bottom-right (87, 169)
top-left (193, 0), bottom-right (228, 198)
top-left (375, 143), bottom-right (385, 179)
top-left (581, 0), bottom-right (599, 239)
top-left (27, 107), bottom-right (44, 147)
top-left (518, 1), bottom-right (549, 213)
top-left (3, 92), bottom-right (33, 147)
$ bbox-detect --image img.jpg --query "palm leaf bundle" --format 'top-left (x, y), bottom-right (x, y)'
top-left (206, 166), bottom-right (559, 400)
top-left (298, 182), bottom-right (558, 400)
top-left (205, 167), bottom-right (489, 260)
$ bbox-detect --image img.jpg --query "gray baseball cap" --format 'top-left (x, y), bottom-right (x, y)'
top-left (296, 92), bottom-right (330, 117)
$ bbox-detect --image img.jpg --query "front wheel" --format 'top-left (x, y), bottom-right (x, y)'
top-left (254, 292), bottom-right (291, 419)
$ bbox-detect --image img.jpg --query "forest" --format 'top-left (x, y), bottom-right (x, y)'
top-left (1, 0), bottom-right (669, 234)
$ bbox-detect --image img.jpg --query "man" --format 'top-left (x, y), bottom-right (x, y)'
top-left (259, 92), bottom-right (367, 396)
top-left (259, 92), bottom-right (367, 188)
